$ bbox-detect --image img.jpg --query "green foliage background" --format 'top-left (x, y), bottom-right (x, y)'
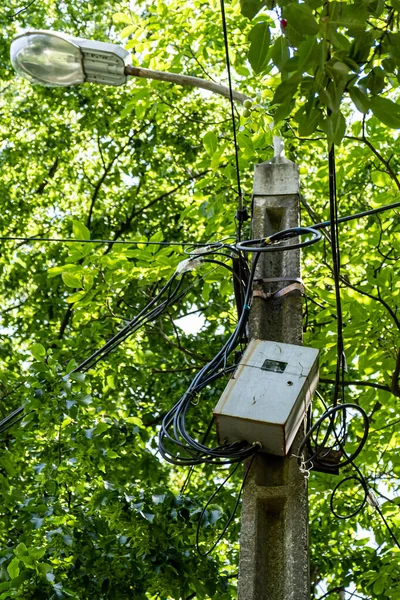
top-left (0, 0), bottom-right (400, 598)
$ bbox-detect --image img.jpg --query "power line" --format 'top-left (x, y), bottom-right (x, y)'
top-left (328, 145), bottom-right (345, 406)
top-left (218, 0), bottom-right (249, 245)
top-left (0, 235), bottom-right (231, 247)
top-left (312, 199), bottom-right (400, 230)
top-left (0, 198), bottom-right (397, 248)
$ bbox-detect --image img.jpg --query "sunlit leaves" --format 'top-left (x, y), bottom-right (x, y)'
top-left (30, 343), bottom-right (46, 361)
top-left (1, 0), bottom-right (400, 598)
top-left (6, 558), bottom-right (19, 580)
top-left (203, 131), bottom-right (218, 156)
top-left (370, 96), bottom-right (400, 129)
top-left (72, 221), bottom-right (90, 241)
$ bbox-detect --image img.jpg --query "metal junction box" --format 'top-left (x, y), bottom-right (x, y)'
top-left (213, 339), bottom-right (319, 456)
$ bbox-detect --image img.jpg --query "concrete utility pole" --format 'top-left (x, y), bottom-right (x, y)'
top-left (237, 154), bottom-right (309, 600)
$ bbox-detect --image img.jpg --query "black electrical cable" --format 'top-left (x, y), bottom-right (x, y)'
top-left (330, 461), bottom-right (400, 550)
top-left (300, 403), bottom-right (369, 469)
top-left (219, 0), bottom-right (243, 210)
top-left (328, 145), bottom-right (345, 407)
top-left (236, 226), bottom-right (322, 253)
top-left (312, 200), bottom-right (400, 230)
top-left (184, 241), bottom-right (226, 256)
top-left (196, 454), bottom-right (256, 556)
top-left (0, 255), bottom-right (245, 439)
top-left (0, 236), bottom-right (233, 247)
top-left (0, 199), bottom-right (397, 249)
top-left (375, 502), bottom-right (400, 550)
top-left (330, 471), bottom-right (368, 520)
top-left (304, 392), bottom-right (400, 549)
top-left (0, 265), bottom-right (218, 437)
top-left (180, 417), bottom-right (215, 495)
top-left (159, 223), bottom-right (317, 467)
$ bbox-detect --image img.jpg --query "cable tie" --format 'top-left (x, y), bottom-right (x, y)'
top-left (366, 490), bottom-right (380, 509)
top-left (342, 352), bottom-right (348, 373)
top-left (235, 206), bottom-right (250, 223)
top-left (265, 237), bottom-right (271, 244)
top-left (175, 256), bottom-right (204, 275)
top-left (243, 303), bottom-right (251, 312)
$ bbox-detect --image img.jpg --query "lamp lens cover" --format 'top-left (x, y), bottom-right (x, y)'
top-left (10, 32), bottom-right (84, 87)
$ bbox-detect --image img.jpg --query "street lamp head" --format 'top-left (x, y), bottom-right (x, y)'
top-left (10, 30), bottom-right (131, 87)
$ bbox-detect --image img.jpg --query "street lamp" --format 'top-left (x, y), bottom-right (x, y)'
top-left (10, 30), bottom-right (249, 103)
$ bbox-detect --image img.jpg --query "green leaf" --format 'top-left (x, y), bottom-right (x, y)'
top-left (69, 372), bottom-right (86, 383)
top-left (72, 221), bottom-right (90, 241)
top-left (62, 272), bottom-right (82, 288)
top-left (349, 86), bottom-right (370, 113)
top-left (298, 107), bottom-right (322, 137)
top-left (202, 131), bottom-right (218, 156)
top-left (373, 577), bottom-right (385, 595)
top-left (236, 132), bottom-right (254, 154)
top-left (94, 422), bottom-right (110, 435)
top-left (66, 290), bottom-right (87, 304)
top-left (296, 36), bottom-right (317, 71)
top-left (370, 96), bottom-right (400, 128)
top-left (150, 231), bottom-right (163, 243)
top-left (331, 61), bottom-right (350, 79)
top-left (30, 343), bottom-right (46, 361)
top-left (320, 111), bottom-right (346, 147)
top-left (7, 558), bottom-right (20, 580)
top-left (271, 36), bottom-right (290, 72)
top-left (331, 111), bottom-right (346, 145)
top-left (349, 31), bottom-right (373, 63)
top-left (30, 547), bottom-right (46, 560)
top-left (272, 76), bottom-right (301, 105)
top-left (240, 0), bottom-right (263, 19)
top-left (120, 25), bottom-right (137, 38)
top-left (248, 23), bottom-right (271, 74)
top-left (106, 449), bottom-right (119, 458)
top-left (113, 11), bottom-right (132, 24)
top-left (284, 4), bottom-right (319, 36)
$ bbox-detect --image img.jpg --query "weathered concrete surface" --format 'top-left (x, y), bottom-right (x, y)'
top-left (237, 156), bottom-right (310, 600)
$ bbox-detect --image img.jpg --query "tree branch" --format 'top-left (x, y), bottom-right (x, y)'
top-left (35, 156), bottom-right (59, 195)
top-left (86, 141), bottom-right (130, 228)
top-left (340, 275), bottom-right (400, 331)
top-left (391, 348), bottom-right (400, 397)
top-left (346, 134), bottom-right (400, 191)
top-left (105, 169), bottom-right (209, 253)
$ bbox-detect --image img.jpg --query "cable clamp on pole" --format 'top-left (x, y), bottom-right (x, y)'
top-left (253, 282), bottom-right (304, 300)
top-left (235, 205), bottom-right (250, 223)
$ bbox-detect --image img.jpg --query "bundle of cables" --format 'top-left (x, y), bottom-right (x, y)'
top-left (159, 226), bottom-right (322, 466)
